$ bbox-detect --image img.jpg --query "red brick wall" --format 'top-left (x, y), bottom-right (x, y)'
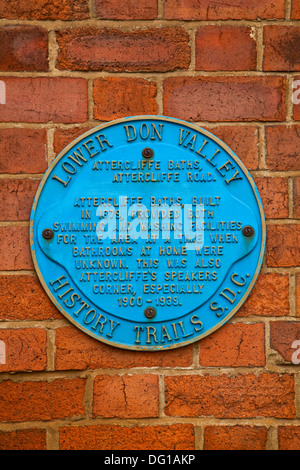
top-left (0, 0), bottom-right (299, 451)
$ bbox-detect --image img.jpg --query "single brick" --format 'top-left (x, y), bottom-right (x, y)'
top-left (0, 0), bottom-right (89, 20)
top-left (0, 429), bottom-right (46, 450)
top-left (292, 0), bottom-right (300, 19)
top-left (196, 26), bottom-right (256, 71)
top-left (266, 225), bottom-right (300, 267)
top-left (278, 426), bottom-right (300, 450)
top-left (254, 177), bottom-right (289, 219)
top-left (93, 77), bottom-right (158, 121)
top-left (163, 0), bottom-right (285, 20)
top-left (55, 326), bottom-right (193, 370)
top-left (293, 76), bottom-right (300, 120)
top-left (53, 127), bottom-right (92, 156)
top-left (164, 373), bottom-right (295, 418)
top-left (266, 125), bottom-right (300, 170)
top-left (163, 76), bottom-right (286, 122)
top-left (204, 425), bottom-right (267, 450)
top-left (203, 125), bottom-right (259, 170)
top-left (0, 226), bottom-right (33, 270)
top-left (264, 26), bottom-right (300, 71)
top-left (0, 77), bottom-right (88, 123)
top-left (294, 177), bottom-right (300, 219)
top-left (0, 274), bottom-right (62, 321)
top-left (56, 27), bottom-right (190, 72)
top-left (297, 273), bottom-right (300, 316)
top-left (0, 25), bottom-right (48, 71)
top-left (0, 128), bottom-right (47, 174)
top-left (0, 178), bottom-right (40, 221)
top-left (0, 378), bottom-right (86, 422)
top-left (94, 0), bottom-right (158, 19)
top-left (93, 374), bottom-right (159, 418)
top-left (237, 272), bottom-right (290, 317)
top-left (270, 321), bottom-right (300, 363)
top-left (59, 423), bottom-right (195, 450)
top-left (0, 328), bottom-right (47, 372)
top-left (199, 323), bottom-right (265, 367)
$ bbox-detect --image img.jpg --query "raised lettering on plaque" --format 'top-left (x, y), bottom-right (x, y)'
top-left (30, 116), bottom-right (266, 350)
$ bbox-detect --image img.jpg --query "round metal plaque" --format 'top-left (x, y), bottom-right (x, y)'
top-left (30, 116), bottom-right (266, 350)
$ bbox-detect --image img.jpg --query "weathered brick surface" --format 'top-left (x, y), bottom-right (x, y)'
top-left (196, 26), bottom-right (256, 71)
top-left (93, 374), bottom-right (159, 418)
top-left (237, 273), bottom-right (290, 317)
top-left (0, 328), bottom-right (47, 372)
top-left (204, 125), bottom-right (259, 170)
top-left (278, 426), bottom-right (300, 450)
top-left (0, 275), bottom-right (62, 320)
top-left (163, 76), bottom-right (286, 122)
top-left (266, 225), bottom-right (300, 267)
top-left (293, 76), bottom-right (300, 120)
top-left (56, 27), bottom-right (190, 72)
top-left (294, 177), bottom-right (300, 219)
top-left (164, 373), bottom-right (295, 418)
top-left (199, 323), bottom-right (265, 367)
top-left (270, 321), bottom-right (300, 363)
top-left (254, 177), bottom-right (289, 219)
top-left (93, 77), bottom-right (158, 121)
top-left (59, 423), bottom-right (195, 450)
top-left (204, 425), bottom-right (268, 450)
top-left (0, 226), bottom-right (33, 270)
top-left (0, 0), bottom-right (89, 20)
top-left (0, 77), bottom-right (88, 123)
top-left (297, 273), bottom-right (300, 316)
top-left (266, 125), bottom-right (300, 170)
top-left (0, 26), bottom-right (48, 72)
top-left (53, 127), bottom-right (92, 156)
top-left (264, 26), bottom-right (300, 71)
top-left (0, 429), bottom-right (47, 450)
top-left (94, 0), bottom-right (158, 19)
top-left (292, 0), bottom-right (300, 19)
top-left (0, 378), bottom-right (86, 422)
top-left (0, 178), bottom-right (40, 221)
top-left (163, 0), bottom-right (285, 20)
top-left (55, 326), bottom-right (193, 370)
top-left (0, 128), bottom-right (47, 174)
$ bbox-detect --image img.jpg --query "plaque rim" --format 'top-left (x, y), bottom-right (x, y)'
top-left (30, 115), bottom-right (266, 351)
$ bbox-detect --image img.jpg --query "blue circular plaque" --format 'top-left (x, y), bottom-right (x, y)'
top-left (30, 116), bottom-right (266, 350)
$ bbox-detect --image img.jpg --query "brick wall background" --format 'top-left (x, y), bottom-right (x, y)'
top-left (0, 0), bottom-right (299, 451)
